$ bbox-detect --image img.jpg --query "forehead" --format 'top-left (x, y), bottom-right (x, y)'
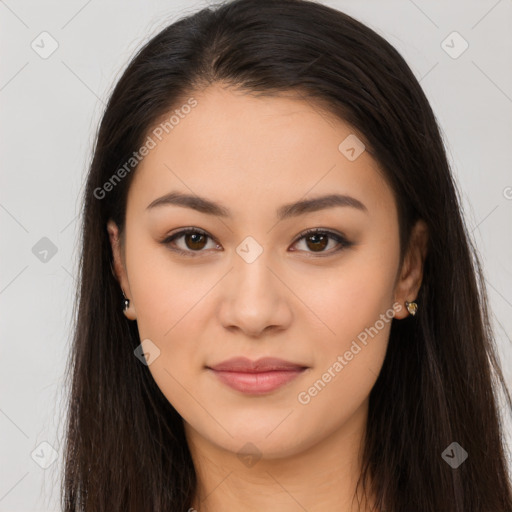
top-left (127, 84), bottom-right (395, 220)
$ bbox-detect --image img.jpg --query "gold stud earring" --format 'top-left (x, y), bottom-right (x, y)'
top-left (405, 300), bottom-right (418, 316)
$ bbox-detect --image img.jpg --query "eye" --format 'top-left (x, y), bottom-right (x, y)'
top-left (162, 228), bottom-right (219, 256)
top-left (161, 227), bottom-right (352, 257)
top-left (290, 228), bottom-right (352, 256)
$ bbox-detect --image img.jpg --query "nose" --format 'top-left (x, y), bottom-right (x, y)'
top-left (218, 252), bottom-right (293, 338)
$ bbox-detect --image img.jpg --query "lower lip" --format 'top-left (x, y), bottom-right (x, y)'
top-left (208, 369), bottom-right (306, 394)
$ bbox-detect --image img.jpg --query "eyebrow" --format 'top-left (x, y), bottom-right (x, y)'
top-left (146, 191), bottom-right (368, 220)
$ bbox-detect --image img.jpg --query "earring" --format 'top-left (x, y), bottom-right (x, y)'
top-left (122, 290), bottom-right (130, 312)
top-left (405, 300), bottom-right (418, 316)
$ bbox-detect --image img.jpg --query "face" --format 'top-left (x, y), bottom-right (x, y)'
top-left (108, 84), bottom-right (427, 460)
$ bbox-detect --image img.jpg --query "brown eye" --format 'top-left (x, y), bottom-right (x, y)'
top-left (163, 228), bottom-right (218, 256)
top-left (291, 229), bottom-right (352, 256)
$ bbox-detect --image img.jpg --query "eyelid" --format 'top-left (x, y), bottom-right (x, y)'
top-left (161, 226), bottom-right (352, 257)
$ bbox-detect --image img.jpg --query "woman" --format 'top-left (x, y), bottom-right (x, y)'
top-left (61, 0), bottom-right (512, 510)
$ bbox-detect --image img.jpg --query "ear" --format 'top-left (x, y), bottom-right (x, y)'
top-left (393, 219), bottom-right (429, 319)
top-left (107, 219), bottom-right (137, 321)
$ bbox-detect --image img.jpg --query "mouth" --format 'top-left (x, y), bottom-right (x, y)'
top-left (206, 356), bottom-right (309, 395)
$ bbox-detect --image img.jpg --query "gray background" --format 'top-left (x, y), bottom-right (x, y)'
top-left (1, 0), bottom-right (511, 510)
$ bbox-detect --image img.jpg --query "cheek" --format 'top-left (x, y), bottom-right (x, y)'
top-left (305, 278), bottom-right (393, 386)
top-left (129, 256), bottom-right (208, 420)
top-left (294, 268), bottom-right (395, 422)
top-left (300, 252), bottom-right (398, 349)
top-left (295, 245), bottom-right (398, 399)
top-left (126, 245), bottom-right (209, 395)
top-left (127, 239), bottom-right (206, 336)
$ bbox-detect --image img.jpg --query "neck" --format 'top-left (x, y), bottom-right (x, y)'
top-left (185, 399), bottom-right (377, 512)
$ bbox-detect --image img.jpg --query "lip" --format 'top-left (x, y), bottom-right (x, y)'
top-left (206, 357), bottom-right (308, 395)
top-left (208, 356), bottom-right (307, 372)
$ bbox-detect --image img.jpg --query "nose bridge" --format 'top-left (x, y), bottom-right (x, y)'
top-left (219, 235), bottom-right (292, 335)
top-left (232, 235), bottom-right (278, 301)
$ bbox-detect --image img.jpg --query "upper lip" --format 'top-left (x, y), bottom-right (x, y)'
top-left (207, 356), bottom-right (308, 373)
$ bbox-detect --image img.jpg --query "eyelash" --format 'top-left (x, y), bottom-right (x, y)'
top-left (161, 227), bottom-right (353, 258)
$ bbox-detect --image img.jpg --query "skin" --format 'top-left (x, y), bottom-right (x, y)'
top-left (108, 83), bottom-right (428, 512)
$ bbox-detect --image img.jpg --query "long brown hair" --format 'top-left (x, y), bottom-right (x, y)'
top-left (61, 0), bottom-right (512, 510)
